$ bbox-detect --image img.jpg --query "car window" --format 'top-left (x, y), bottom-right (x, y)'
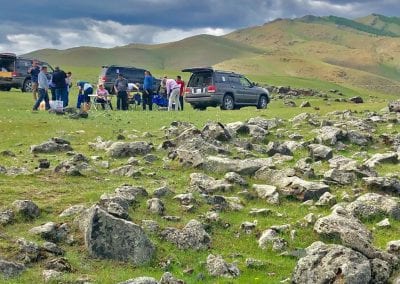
top-left (240, 77), bottom-right (252, 88)
top-left (228, 76), bottom-right (241, 86)
top-left (215, 74), bottom-right (227, 83)
top-left (188, 72), bottom-right (212, 87)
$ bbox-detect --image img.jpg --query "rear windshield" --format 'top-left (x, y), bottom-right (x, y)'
top-left (0, 58), bottom-right (15, 72)
top-left (188, 72), bottom-right (213, 87)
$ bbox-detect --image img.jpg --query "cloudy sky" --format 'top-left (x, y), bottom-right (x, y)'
top-left (1, 0), bottom-right (399, 55)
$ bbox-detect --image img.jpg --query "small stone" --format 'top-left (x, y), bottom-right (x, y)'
top-left (12, 200), bottom-right (40, 219)
top-left (245, 258), bottom-right (265, 268)
top-left (42, 269), bottom-right (62, 283)
top-left (376, 218), bottom-right (391, 228)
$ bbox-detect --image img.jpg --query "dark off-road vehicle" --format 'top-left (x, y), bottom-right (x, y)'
top-left (0, 53), bottom-right (53, 92)
top-left (183, 67), bottom-right (270, 110)
top-left (99, 65), bottom-right (160, 94)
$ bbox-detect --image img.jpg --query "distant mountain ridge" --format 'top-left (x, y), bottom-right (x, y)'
top-left (25, 14), bottom-right (400, 95)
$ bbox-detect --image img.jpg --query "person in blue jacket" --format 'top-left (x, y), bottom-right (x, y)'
top-left (142, 70), bottom-right (154, 111)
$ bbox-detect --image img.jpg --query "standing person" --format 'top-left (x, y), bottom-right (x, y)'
top-left (76, 81), bottom-right (93, 109)
top-left (142, 70), bottom-right (154, 111)
top-left (32, 66), bottom-right (50, 111)
top-left (28, 60), bottom-right (40, 101)
top-left (114, 73), bottom-right (128, 111)
top-left (163, 77), bottom-right (180, 111)
top-left (176, 75), bottom-right (185, 111)
top-left (65, 71), bottom-right (72, 107)
top-left (52, 66), bottom-right (68, 107)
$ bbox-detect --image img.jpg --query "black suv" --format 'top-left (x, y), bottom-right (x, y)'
top-left (183, 67), bottom-right (270, 110)
top-left (0, 53), bottom-right (53, 92)
top-left (99, 65), bottom-right (160, 94)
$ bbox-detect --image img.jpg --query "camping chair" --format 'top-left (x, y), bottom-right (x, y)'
top-left (128, 92), bottom-right (142, 110)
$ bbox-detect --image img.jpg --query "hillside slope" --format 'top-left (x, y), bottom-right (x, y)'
top-left (24, 35), bottom-right (262, 70)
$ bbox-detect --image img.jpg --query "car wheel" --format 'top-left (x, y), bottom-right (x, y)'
top-left (221, 94), bottom-right (234, 110)
top-left (22, 79), bottom-right (32, 92)
top-left (257, 95), bottom-right (268, 109)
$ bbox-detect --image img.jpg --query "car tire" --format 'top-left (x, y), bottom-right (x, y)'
top-left (257, 95), bottom-right (268, 109)
top-left (22, 79), bottom-right (32, 93)
top-left (221, 94), bottom-right (234, 110)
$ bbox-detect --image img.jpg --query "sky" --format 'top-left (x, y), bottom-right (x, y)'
top-left (1, 0), bottom-right (399, 55)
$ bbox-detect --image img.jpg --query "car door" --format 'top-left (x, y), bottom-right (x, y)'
top-left (0, 54), bottom-right (16, 85)
top-left (228, 75), bottom-right (245, 103)
top-left (239, 76), bottom-right (257, 104)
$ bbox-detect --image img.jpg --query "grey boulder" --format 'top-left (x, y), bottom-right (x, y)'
top-left (206, 254), bottom-right (240, 278)
top-left (346, 193), bottom-right (400, 220)
top-left (107, 141), bottom-right (153, 158)
top-left (292, 241), bottom-right (371, 284)
top-left (81, 205), bottom-right (154, 265)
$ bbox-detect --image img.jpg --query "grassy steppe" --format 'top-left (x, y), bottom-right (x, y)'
top-left (0, 68), bottom-right (399, 283)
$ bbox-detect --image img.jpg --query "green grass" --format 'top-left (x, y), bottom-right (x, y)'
top-left (0, 69), bottom-right (400, 284)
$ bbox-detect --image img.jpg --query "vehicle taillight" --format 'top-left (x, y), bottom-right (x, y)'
top-left (184, 87), bottom-right (191, 94)
top-left (101, 76), bottom-right (106, 82)
top-left (207, 85), bottom-right (217, 93)
top-left (12, 72), bottom-right (17, 77)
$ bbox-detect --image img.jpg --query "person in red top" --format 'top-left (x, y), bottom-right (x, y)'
top-left (176, 75), bottom-right (185, 111)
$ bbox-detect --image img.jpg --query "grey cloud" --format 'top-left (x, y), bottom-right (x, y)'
top-left (0, 0), bottom-right (399, 54)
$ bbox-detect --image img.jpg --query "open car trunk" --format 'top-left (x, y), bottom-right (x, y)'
top-left (0, 53), bottom-right (16, 81)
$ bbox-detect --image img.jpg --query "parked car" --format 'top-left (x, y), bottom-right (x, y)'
top-left (0, 53), bottom-right (53, 92)
top-left (183, 67), bottom-right (270, 110)
top-left (98, 65), bottom-right (160, 94)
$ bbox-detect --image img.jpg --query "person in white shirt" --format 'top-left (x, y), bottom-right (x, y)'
top-left (162, 77), bottom-right (180, 111)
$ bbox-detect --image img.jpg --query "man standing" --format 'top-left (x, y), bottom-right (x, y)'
top-left (28, 60), bottom-right (40, 101)
top-left (176, 75), bottom-right (185, 111)
top-left (142, 70), bottom-right (154, 111)
top-left (32, 66), bottom-right (50, 111)
top-left (52, 66), bottom-right (68, 107)
top-left (114, 73), bottom-right (128, 110)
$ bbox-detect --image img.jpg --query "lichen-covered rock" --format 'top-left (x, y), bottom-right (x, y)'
top-left (203, 156), bottom-right (276, 175)
top-left (224, 172), bottom-right (248, 186)
top-left (0, 209), bottom-right (14, 225)
top-left (387, 240), bottom-right (400, 256)
top-left (363, 152), bottom-right (398, 168)
top-left (323, 169), bottom-right (356, 185)
top-left (314, 207), bottom-right (389, 260)
top-left (161, 219), bottom-right (211, 250)
top-left (31, 137), bottom-right (72, 153)
top-left (0, 259), bottom-right (25, 278)
top-left (362, 176), bottom-right (400, 194)
top-left (81, 206), bottom-right (154, 265)
top-left (201, 121), bottom-right (232, 142)
top-left (29, 222), bottom-right (69, 243)
top-left (119, 276), bottom-right (159, 284)
top-left (279, 176), bottom-right (330, 201)
top-left (12, 200), bottom-right (40, 219)
top-left (147, 198), bottom-right (165, 215)
top-left (308, 144), bottom-right (333, 161)
top-left (253, 184), bottom-right (279, 204)
top-left (315, 126), bottom-right (347, 145)
top-left (189, 172), bottom-right (233, 194)
top-left (107, 141), bottom-right (153, 158)
top-left (346, 193), bottom-right (400, 220)
top-left (292, 242), bottom-right (371, 284)
top-left (206, 254), bottom-right (240, 278)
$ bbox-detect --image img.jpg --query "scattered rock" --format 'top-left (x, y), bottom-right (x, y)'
top-left (59, 205), bottom-right (86, 218)
top-left (107, 141), bottom-right (153, 158)
top-left (0, 209), bottom-right (14, 225)
top-left (81, 206), bottom-right (155, 265)
top-left (161, 219), bottom-right (211, 250)
top-left (253, 184), bottom-right (279, 204)
top-left (376, 218), bottom-right (391, 228)
top-left (206, 254), bottom-right (240, 278)
top-left (362, 176), bottom-right (400, 194)
top-left (12, 200), bottom-right (40, 219)
top-left (0, 259), bottom-right (25, 278)
top-left (118, 276), bottom-right (159, 284)
top-left (42, 269), bottom-right (62, 283)
top-left (147, 198), bottom-right (165, 215)
top-left (346, 193), bottom-right (400, 220)
top-left (292, 241), bottom-right (371, 284)
top-left (31, 137), bottom-right (72, 153)
top-left (350, 96), bottom-right (364, 104)
top-left (308, 144), bottom-right (333, 161)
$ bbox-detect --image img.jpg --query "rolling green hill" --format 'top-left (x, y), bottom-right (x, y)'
top-left (356, 14), bottom-right (400, 37)
top-left (24, 15), bottom-right (400, 95)
top-left (25, 35), bottom-right (262, 70)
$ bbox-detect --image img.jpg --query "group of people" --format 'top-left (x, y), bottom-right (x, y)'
top-left (31, 61), bottom-right (72, 111)
top-left (30, 61), bottom-right (186, 112)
